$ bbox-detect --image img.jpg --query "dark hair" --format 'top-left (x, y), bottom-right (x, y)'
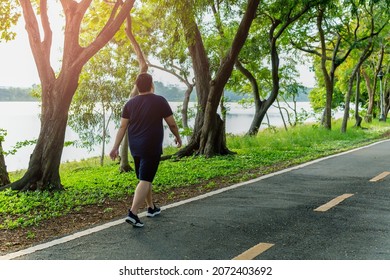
top-left (135, 73), bottom-right (153, 93)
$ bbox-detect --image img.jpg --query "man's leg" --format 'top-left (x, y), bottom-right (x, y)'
top-left (145, 183), bottom-right (153, 208)
top-left (128, 155), bottom-right (160, 221)
top-left (145, 183), bottom-right (161, 217)
top-left (130, 180), bottom-right (151, 214)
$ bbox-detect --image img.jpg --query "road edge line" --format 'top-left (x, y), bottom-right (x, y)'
top-left (2, 139), bottom-right (389, 260)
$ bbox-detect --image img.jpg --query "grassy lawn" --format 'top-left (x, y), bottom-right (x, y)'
top-left (1, 119), bottom-right (389, 230)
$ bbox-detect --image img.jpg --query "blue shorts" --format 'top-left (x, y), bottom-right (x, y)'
top-left (133, 155), bottom-right (161, 183)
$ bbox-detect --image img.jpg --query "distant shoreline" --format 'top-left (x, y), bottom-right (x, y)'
top-left (0, 87), bottom-right (38, 102)
top-left (0, 82), bottom-right (311, 102)
top-left (0, 99), bottom-right (39, 102)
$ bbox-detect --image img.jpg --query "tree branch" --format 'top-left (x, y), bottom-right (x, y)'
top-left (98, 0), bottom-right (121, 39)
top-left (274, 4), bottom-right (310, 40)
top-left (125, 14), bottom-right (148, 73)
top-left (291, 40), bottom-right (323, 57)
top-left (148, 62), bottom-right (191, 87)
top-left (40, 0), bottom-right (52, 55)
top-left (235, 60), bottom-right (261, 108)
top-left (74, 0), bottom-right (135, 68)
top-left (19, 0), bottom-right (55, 84)
top-left (214, 0), bottom-right (260, 89)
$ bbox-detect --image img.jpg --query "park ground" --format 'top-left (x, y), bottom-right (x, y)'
top-left (2, 124), bottom-right (390, 255)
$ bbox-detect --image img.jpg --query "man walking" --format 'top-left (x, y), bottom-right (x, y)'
top-left (110, 73), bottom-right (182, 227)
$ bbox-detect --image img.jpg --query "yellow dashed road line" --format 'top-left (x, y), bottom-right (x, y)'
top-left (233, 243), bottom-right (274, 260)
top-left (314, 193), bottom-right (354, 212)
top-left (369, 172), bottom-right (390, 182)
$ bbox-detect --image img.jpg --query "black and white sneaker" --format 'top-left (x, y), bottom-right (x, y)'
top-left (125, 210), bottom-right (144, 227)
top-left (147, 205), bottom-right (161, 217)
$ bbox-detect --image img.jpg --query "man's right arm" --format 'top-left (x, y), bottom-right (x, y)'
top-left (109, 118), bottom-right (129, 160)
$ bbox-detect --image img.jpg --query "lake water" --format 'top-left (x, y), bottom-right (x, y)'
top-left (0, 101), bottom-right (319, 171)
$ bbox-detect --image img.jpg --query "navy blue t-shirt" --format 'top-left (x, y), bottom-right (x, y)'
top-left (121, 94), bottom-right (173, 157)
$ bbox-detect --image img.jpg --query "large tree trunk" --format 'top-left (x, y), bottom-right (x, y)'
top-left (376, 46), bottom-right (386, 121)
top-left (176, 14), bottom-right (213, 157)
top-left (315, 6), bottom-right (352, 130)
top-left (354, 70), bottom-right (363, 128)
top-left (341, 42), bottom-right (373, 133)
top-left (341, 68), bottom-right (357, 133)
top-left (177, 0), bottom-right (260, 157)
top-left (237, 3), bottom-right (314, 136)
top-left (1, 72), bottom-right (80, 191)
top-left (362, 68), bottom-right (375, 122)
top-left (317, 7), bottom-right (335, 130)
top-left (0, 141), bottom-right (10, 187)
top-left (385, 87), bottom-right (389, 119)
top-left (235, 60), bottom-right (263, 136)
top-left (233, 65), bottom-right (277, 133)
top-left (181, 84), bottom-right (194, 142)
top-left (385, 64), bottom-right (390, 118)
top-left (322, 80), bottom-right (334, 129)
top-left (0, 1), bottom-right (135, 191)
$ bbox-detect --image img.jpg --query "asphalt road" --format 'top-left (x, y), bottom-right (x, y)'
top-left (4, 139), bottom-right (390, 260)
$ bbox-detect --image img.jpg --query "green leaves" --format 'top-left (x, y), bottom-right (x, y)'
top-left (68, 42), bottom-right (134, 161)
top-left (0, 129), bottom-right (37, 156)
top-left (0, 129), bottom-right (6, 143)
top-left (0, 0), bottom-right (20, 42)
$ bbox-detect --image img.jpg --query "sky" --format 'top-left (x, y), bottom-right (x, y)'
top-left (0, 30), bottom-right (41, 88)
top-left (0, 6), bottom-right (64, 88)
top-left (0, 8), bottom-right (316, 89)
top-left (0, 22), bottom-right (183, 88)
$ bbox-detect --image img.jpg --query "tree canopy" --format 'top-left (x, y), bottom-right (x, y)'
top-left (0, 0), bottom-right (19, 42)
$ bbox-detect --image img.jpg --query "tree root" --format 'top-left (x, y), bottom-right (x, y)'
top-left (0, 177), bottom-right (64, 192)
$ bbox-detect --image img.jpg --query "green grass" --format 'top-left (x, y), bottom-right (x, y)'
top-left (1, 119), bottom-right (389, 230)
